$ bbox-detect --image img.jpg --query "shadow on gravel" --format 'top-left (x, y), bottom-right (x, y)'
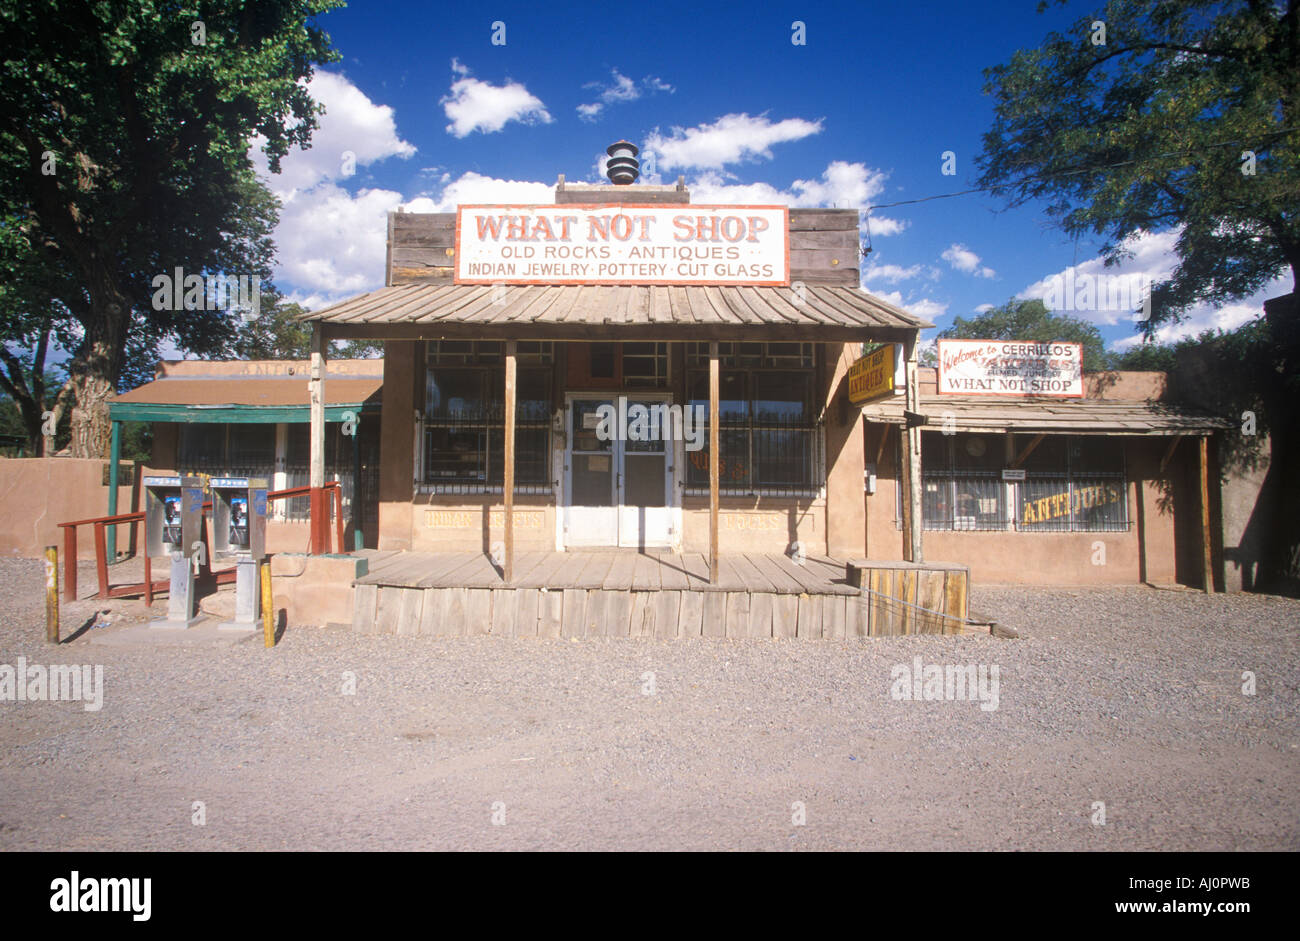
top-left (59, 612), bottom-right (106, 645)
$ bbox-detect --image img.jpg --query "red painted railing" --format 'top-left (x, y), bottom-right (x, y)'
top-left (55, 482), bottom-right (344, 601)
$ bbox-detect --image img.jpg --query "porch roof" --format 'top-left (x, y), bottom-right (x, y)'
top-left (302, 283), bottom-right (932, 342)
top-left (859, 394), bottom-right (1230, 435)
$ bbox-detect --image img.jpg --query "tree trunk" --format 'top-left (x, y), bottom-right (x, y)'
top-left (67, 283), bottom-right (128, 460)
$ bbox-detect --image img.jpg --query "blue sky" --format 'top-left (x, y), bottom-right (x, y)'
top-left (255, 0), bottom-right (1285, 352)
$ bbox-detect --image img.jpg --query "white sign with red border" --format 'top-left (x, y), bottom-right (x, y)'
top-left (937, 340), bottom-right (1084, 397)
top-left (454, 204), bottom-right (789, 286)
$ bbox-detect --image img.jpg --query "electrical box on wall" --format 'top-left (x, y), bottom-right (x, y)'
top-left (864, 463), bottom-right (877, 494)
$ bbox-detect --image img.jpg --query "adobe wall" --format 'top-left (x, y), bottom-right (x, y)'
top-left (0, 459), bottom-right (140, 559)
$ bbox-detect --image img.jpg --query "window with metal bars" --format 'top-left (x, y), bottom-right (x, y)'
top-left (1016, 436), bottom-right (1128, 532)
top-left (921, 432), bottom-right (1009, 530)
top-left (420, 361), bottom-right (552, 494)
top-left (684, 364), bottom-right (819, 496)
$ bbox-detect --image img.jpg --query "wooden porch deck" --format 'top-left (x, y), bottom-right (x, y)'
top-left (354, 549), bottom-right (859, 595)
top-left (348, 549), bottom-right (974, 639)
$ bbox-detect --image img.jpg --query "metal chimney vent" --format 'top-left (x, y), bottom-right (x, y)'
top-left (605, 140), bottom-right (640, 185)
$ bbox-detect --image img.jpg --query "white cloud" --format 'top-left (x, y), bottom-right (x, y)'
top-left (942, 243), bottom-right (996, 279)
top-left (273, 183), bottom-right (404, 306)
top-left (251, 71), bottom-right (415, 199)
top-left (864, 287), bottom-right (948, 321)
top-left (441, 59), bottom-right (552, 137)
top-left (576, 69), bottom-right (674, 122)
top-left (1019, 228), bottom-right (1287, 343)
top-left (645, 113), bottom-right (822, 169)
top-left (863, 261), bottom-right (939, 283)
top-left (402, 171), bottom-right (554, 212)
top-left (973, 303), bottom-right (995, 313)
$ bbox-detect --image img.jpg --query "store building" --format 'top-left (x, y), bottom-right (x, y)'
top-left (292, 143), bottom-right (1227, 599)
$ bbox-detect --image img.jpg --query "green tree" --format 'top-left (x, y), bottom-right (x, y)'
top-left (976, 0), bottom-right (1298, 324)
top-left (977, 0), bottom-right (1300, 590)
top-left (936, 298), bottom-right (1111, 370)
top-left (231, 294), bottom-right (382, 359)
top-left (0, 0), bottom-right (341, 458)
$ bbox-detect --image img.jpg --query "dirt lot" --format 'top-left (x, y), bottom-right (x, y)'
top-left (1, 556), bottom-right (1296, 851)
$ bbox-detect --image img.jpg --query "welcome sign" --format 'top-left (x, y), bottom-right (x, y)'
top-left (937, 340), bottom-right (1084, 397)
top-left (455, 204), bottom-right (789, 285)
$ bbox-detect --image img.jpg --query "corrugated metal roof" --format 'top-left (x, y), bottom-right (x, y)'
top-left (114, 376), bottom-right (382, 408)
top-left (861, 395), bottom-right (1229, 435)
top-left (302, 283), bottom-right (932, 337)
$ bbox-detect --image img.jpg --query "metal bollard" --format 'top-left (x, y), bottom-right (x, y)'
top-left (45, 545), bottom-right (59, 644)
top-left (261, 560), bottom-right (274, 648)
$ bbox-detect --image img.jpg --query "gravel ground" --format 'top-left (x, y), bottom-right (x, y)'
top-left (0, 556), bottom-right (1296, 851)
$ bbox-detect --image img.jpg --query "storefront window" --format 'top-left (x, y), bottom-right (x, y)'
top-left (685, 355), bottom-right (818, 495)
top-left (422, 348), bottom-right (552, 492)
top-left (921, 432), bottom-right (1006, 530)
top-left (1017, 436), bottom-right (1127, 532)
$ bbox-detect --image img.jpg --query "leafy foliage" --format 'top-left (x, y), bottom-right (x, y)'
top-left (977, 0), bottom-right (1299, 330)
top-left (936, 298), bottom-right (1112, 370)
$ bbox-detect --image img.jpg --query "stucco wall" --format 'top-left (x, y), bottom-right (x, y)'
top-left (864, 429), bottom-right (1186, 585)
top-left (0, 459), bottom-right (141, 559)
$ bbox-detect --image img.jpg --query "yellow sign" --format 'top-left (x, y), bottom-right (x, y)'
top-left (1021, 484), bottom-right (1122, 523)
top-left (847, 343), bottom-right (903, 405)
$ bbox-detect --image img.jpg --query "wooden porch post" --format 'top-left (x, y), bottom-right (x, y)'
top-left (901, 334), bottom-right (923, 562)
top-left (709, 340), bottom-right (720, 584)
top-left (504, 340), bottom-right (517, 583)
top-left (1200, 434), bottom-right (1214, 593)
top-left (309, 323), bottom-right (328, 554)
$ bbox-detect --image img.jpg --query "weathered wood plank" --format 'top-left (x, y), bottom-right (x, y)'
top-left (745, 553), bottom-right (807, 593)
top-left (629, 591), bottom-right (654, 637)
top-left (538, 588), bottom-right (563, 638)
top-left (631, 551), bottom-right (662, 590)
top-left (724, 592), bottom-right (750, 638)
top-left (917, 571), bottom-right (946, 635)
top-left (899, 569), bottom-right (917, 635)
top-left (748, 591), bottom-right (773, 639)
top-left (603, 552), bottom-right (639, 591)
top-left (418, 589), bottom-right (446, 636)
top-left (442, 587), bottom-right (468, 638)
top-left (583, 590), bottom-right (607, 638)
top-left (944, 569), bottom-right (968, 634)
top-left (787, 209), bottom-right (859, 231)
top-left (677, 590), bottom-right (704, 637)
top-left (729, 554), bottom-right (776, 592)
top-left (605, 590), bottom-right (633, 638)
top-left (851, 592), bottom-right (870, 638)
top-left (656, 553), bottom-right (690, 590)
top-left (395, 587), bottom-right (425, 636)
top-left (513, 588), bottom-right (540, 637)
top-left (654, 591), bottom-right (681, 639)
top-left (351, 583), bottom-right (378, 634)
top-left (465, 589), bottom-right (492, 636)
top-left (824, 594), bottom-right (847, 641)
top-left (796, 593), bottom-right (823, 639)
top-left (561, 588), bottom-right (587, 638)
top-left (491, 589), bottom-right (515, 636)
top-left (701, 591), bottom-right (727, 638)
top-left (374, 587), bottom-right (402, 635)
top-left (771, 594), bottom-right (798, 640)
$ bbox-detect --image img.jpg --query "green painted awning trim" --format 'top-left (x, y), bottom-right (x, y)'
top-left (108, 402), bottom-right (379, 424)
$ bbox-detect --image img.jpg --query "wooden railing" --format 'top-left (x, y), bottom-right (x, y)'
top-left (56, 482), bottom-right (344, 601)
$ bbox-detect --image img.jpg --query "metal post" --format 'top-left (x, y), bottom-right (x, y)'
top-left (901, 336), bottom-right (923, 562)
top-left (261, 560), bottom-right (274, 648)
top-left (1200, 434), bottom-right (1215, 593)
top-left (504, 340), bottom-right (517, 584)
top-left (709, 341), bottom-right (720, 584)
top-left (309, 324), bottom-right (327, 554)
top-left (107, 420), bottom-right (121, 561)
top-left (45, 545), bottom-right (59, 643)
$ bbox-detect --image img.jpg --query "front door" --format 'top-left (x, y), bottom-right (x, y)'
top-left (563, 394), bottom-right (674, 548)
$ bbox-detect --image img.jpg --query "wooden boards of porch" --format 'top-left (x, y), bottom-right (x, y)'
top-left (845, 559), bottom-right (970, 636)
